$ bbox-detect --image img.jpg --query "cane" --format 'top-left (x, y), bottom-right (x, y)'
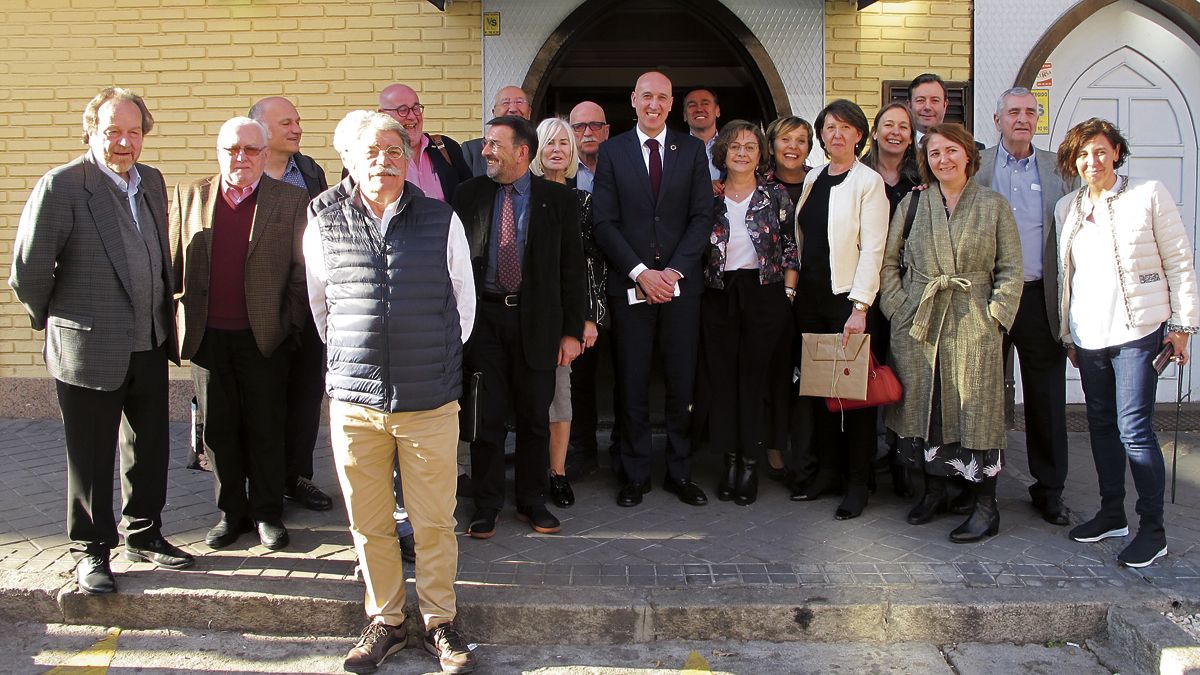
top-left (1171, 361), bottom-right (1183, 504)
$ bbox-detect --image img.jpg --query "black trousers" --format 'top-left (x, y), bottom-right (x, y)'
top-left (1003, 279), bottom-right (1069, 500)
top-left (466, 301), bottom-right (556, 511)
top-left (191, 328), bottom-right (289, 523)
top-left (57, 345), bottom-right (171, 559)
top-left (699, 272), bottom-right (791, 461)
top-left (284, 313), bottom-right (326, 484)
top-left (793, 283), bottom-right (876, 489)
top-left (610, 292), bottom-right (701, 484)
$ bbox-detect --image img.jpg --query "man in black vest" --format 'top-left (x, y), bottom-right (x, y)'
top-left (452, 115), bottom-right (587, 539)
top-left (305, 110), bottom-right (477, 675)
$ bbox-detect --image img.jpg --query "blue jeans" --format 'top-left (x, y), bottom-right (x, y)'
top-left (1075, 326), bottom-right (1166, 523)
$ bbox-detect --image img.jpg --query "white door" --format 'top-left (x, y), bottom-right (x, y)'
top-left (1037, 0), bottom-right (1200, 404)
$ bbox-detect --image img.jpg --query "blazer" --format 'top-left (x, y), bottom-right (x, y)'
top-left (461, 137), bottom-right (487, 178)
top-left (704, 179), bottom-right (798, 289)
top-left (976, 145), bottom-right (1074, 330)
top-left (452, 173), bottom-right (588, 371)
top-left (291, 151), bottom-right (329, 199)
top-left (427, 133), bottom-right (473, 202)
top-left (10, 153), bottom-right (180, 391)
top-left (169, 175), bottom-right (309, 361)
top-left (592, 128), bottom-right (714, 297)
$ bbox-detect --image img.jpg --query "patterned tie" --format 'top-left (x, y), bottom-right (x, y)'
top-left (496, 184), bottom-right (521, 292)
top-left (646, 138), bottom-right (662, 198)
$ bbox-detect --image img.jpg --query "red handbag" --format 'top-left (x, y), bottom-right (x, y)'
top-left (825, 352), bottom-right (902, 412)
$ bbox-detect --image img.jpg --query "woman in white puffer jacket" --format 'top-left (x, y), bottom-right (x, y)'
top-left (1055, 117), bottom-right (1200, 569)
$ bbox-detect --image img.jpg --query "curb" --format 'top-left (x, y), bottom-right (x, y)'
top-left (1090, 604), bottom-right (1200, 675)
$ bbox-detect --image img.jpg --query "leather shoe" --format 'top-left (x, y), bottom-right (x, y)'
top-left (663, 478), bottom-right (708, 506)
top-left (1034, 495), bottom-right (1070, 526)
top-left (205, 516), bottom-right (253, 549)
top-left (124, 537), bottom-right (195, 570)
top-left (549, 472), bottom-right (575, 508)
top-left (256, 520), bottom-right (289, 550)
top-left (285, 476), bottom-right (333, 511)
top-left (467, 509), bottom-right (499, 539)
top-left (617, 481), bottom-right (651, 507)
top-left (76, 553), bottom-right (116, 594)
top-left (948, 487), bottom-right (975, 515)
top-left (516, 504), bottom-right (562, 534)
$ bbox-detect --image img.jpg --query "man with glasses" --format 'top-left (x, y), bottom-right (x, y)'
top-left (306, 111), bottom-right (477, 675)
top-left (169, 117), bottom-right (310, 551)
top-left (568, 101), bottom-right (610, 192)
top-left (378, 83), bottom-right (472, 203)
top-left (461, 86), bottom-right (533, 177)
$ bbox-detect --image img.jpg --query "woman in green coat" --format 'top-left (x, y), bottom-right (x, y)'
top-left (878, 123), bottom-right (1024, 543)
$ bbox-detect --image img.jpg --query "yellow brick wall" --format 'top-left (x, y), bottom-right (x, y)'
top-left (0, 0), bottom-right (484, 379)
top-left (825, 0), bottom-right (972, 121)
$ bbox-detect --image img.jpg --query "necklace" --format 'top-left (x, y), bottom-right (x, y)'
top-left (726, 182), bottom-right (755, 201)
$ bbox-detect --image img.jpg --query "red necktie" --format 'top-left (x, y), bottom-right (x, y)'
top-left (646, 138), bottom-right (662, 198)
top-left (497, 184), bottom-right (521, 292)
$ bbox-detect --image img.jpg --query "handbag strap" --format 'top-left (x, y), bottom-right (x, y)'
top-left (903, 188), bottom-right (920, 242)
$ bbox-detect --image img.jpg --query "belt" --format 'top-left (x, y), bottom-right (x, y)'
top-left (481, 292), bottom-right (519, 307)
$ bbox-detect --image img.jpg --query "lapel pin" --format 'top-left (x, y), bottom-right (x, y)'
top-left (669, 144), bottom-right (677, 151)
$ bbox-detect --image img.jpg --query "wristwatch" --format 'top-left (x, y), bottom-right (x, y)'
top-left (852, 300), bottom-right (870, 312)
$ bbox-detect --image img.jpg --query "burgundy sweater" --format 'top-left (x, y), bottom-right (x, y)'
top-left (206, 189), bottom-right (257, 330)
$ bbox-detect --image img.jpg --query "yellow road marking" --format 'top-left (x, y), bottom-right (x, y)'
top-left (682, 649), bottom-right (712, 672)
top-left (46, 627), bottom-right (120, 674)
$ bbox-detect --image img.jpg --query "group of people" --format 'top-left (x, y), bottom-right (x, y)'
top-left (9, 68), bottom-right (1198, 674)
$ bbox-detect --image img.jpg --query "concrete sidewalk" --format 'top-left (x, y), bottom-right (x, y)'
top-left (0, 418), bottom-right (1197, 651)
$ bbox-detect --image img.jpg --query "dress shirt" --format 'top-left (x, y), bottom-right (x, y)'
top-left (303, 189), bottom-right (475, 343)
top-left (575, 160), bottom-right (595, 192)
top-left (484, 170), bottom-right (531, 293)
top-left (628, 126), bottom-right (683, 284)
top-left (405, 134), bottom-right (446, 202)
top-left (692, 132), bottom-right (719, 181)
top-left (92, 148), bottom-right (142, 232)
top-left (280, 155), bottom-right (308, 191)
top-left (221, 178), bottom-right (261, 209)
top-left (991, 143), bottom-right (1044, 281)
top-left (723, 195), bottom-right (759, 270)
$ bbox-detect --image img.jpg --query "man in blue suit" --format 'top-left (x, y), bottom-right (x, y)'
top-left (592, 71), bottom-right (713, 508)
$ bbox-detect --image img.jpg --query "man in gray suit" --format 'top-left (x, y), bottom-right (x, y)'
top-left (10, 88), bottom-right (194, 595)
top-left (460, 86), bottom-right (532, 177)
top-left (977, 86), bottom-right (1076, 525)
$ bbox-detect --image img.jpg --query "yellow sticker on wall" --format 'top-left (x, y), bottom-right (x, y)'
top-left (1033, 89), bottom-right (1050, 135)
top-left (483, 12), bottom-right (500, 36)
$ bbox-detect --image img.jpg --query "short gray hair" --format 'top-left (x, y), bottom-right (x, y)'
top-left (216, 117), bottom-right (268, 147)
top-left (995, 87), bottom-right (1035, 115)
top-left (332, 110), bottom-right (411, 160)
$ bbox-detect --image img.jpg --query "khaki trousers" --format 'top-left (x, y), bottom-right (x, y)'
top-left (330, 399), bottom-right (460, 629)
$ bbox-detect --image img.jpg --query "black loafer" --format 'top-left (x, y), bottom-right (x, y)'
top-left (205, 516), bottom-right (253, 549)
top-left (663, 479), bottom-right (708, 506)
top-left (1035, 495), bottom-right (1070, 526)
top-left (124, 537), bottom-right (195, 569)
top-left (256, 520), bottom-right (290, 550)
top-left (617, 481), bottom-right (651, 507)
top-left (516, 504), bottom-right (562, 534)
top-left (549, 472), bottom-right (575, 508)
top-left (285, 476), bottom-right (333, 511)
top-left (76, 553), bottom-right (116, 595)
top-left (467, 509), bottom-right (499, 539)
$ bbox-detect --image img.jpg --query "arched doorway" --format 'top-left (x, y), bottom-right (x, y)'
top-left (522, 0), bottom-right (791, 133)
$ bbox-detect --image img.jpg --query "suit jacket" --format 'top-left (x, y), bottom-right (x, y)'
top-left (169, 174), bottom-right (309, 361)
top-left (291, 152), bottom-right (329, 199)
top-left (452, 173), bottom-right (587, 371)
top-left (9, 153), bottom-right (179, 391)
top-left (591, 128), bottom-right (714, 297)
top-left (976, 145), bottom-right (1075, 330)
top-left (461, 137), bottom-right (487, 178)
top-left (427, 133), bottom-right (473, 202)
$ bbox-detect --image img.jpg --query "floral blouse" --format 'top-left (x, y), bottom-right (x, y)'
top-left (703, 179), bottom-right (798, 289)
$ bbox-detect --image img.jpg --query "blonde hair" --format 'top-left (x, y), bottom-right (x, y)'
top-left (530, 117), bottom-right (579, 180)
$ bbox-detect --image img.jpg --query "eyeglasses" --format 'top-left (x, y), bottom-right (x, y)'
top-left (728, 143), bottom-right (759, 155)
top-left (380, 104), bottom-right (424, 117)
top-left (221, 145), bottom-right (265, 158)
top-left (571, 122), bottom-right (608, 133)
top-left (497, 98), bottom-right (528, 109)
top-left (363, 144), bottom-right (407, 161)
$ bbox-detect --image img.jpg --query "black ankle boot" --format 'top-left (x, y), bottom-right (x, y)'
top-left (907, 474), bottom-right (949, 525)
top-left (950, 477), bottom-right (999, 543)
top-left (717, 453), bottom-right (738, 502)
top-left (835, 484), bottom-right (869, 520)
top-left (734, 458), bottom-right (758, 506)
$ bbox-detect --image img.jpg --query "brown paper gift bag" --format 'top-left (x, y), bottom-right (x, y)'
top-left (798, 333), bottom-right (871, 401)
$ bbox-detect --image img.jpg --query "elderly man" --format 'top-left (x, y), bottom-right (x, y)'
top-left (306, 111), bottom-right (477, 674)
top-left (568, 100), bottom-right (609, 192)
top-left (683, 88), bottom-right (721, 180)
top-left (452, 115), bottom-right (586, 538)
top-left (248, 96), bottom-right (335, 513)
top-left (10, 88), bottom-right (194, 594)
top-left (378, 83), bottom-right (472, 203)
top-left (461, 86), bottom-right (532, 177)
top-left (169, 117), bottom-right (309, 551)
top-left (976, 87), bottom-right (1076, 526)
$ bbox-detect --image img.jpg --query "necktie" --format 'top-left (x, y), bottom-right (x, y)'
top-left (497, 184), bottom-right (521, 292)
top-left (646, 138), bottom-right (662, 198)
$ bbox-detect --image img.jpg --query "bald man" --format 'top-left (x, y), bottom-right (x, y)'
top-left (568, 101), bottom-right (610, 192)
top-left (461, 86), bottom-right (532, 177)
top-left (249, 96), bottom-right (328, 199)
top-left (378, 83), bottom-right (472, 203)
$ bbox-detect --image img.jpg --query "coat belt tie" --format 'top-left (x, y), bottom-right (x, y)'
top-left (908, 269), bottom-right (991, 343)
